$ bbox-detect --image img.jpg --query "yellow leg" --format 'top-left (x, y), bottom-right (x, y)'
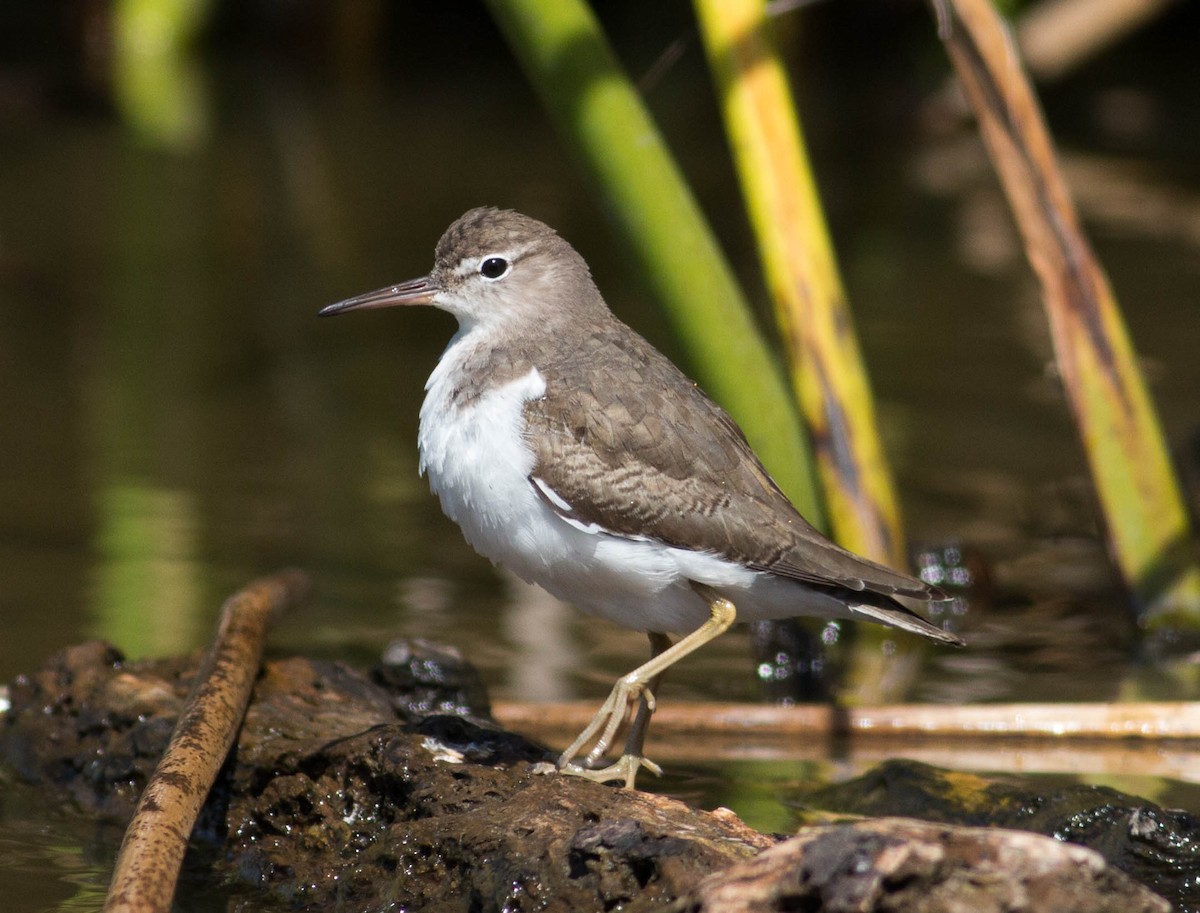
top-left (599, 631), bottom-right (673, 766)
top-left (558, 584), bottom-right (737, 788)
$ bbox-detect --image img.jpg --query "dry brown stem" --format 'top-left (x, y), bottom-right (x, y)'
top-left (103, 569), bottom-right (310, 913)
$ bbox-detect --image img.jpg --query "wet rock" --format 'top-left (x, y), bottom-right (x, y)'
top-left (808, 759), bottom-right (1200, 911)
top-left (2, 641), bottom-right (178, 819)
top-left (1, 642), bottom-right (770, 912)
top-left (669, 817), bottom-right (1170, 913)
top-left (374, 637), bottom-right (492, 719)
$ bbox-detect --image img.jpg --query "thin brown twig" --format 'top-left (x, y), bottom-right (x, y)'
top-left (494, 699), bottom-right (1200, 741)
top-left (104, 568), bottom-right (311, 913)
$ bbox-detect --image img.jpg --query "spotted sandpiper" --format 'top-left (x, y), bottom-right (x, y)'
top-left (321, 207), bottom-right (963, 788)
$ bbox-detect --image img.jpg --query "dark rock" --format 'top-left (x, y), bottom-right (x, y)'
top-left (669, 817), bottom-right (1170, 913)
top-left (808, 758), bottom-right (1200, 911)
top-left (374, 637), bottom-right (492, 719)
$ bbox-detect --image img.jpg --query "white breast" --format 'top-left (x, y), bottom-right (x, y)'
top-left (418, 346), bottom-right (548, 547)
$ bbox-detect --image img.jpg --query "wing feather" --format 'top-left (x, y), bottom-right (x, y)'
top-left (523, 317), bottom-right (942, 604)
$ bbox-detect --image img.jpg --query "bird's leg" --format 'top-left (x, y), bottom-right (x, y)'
top-left (555, 633), bottom-right (670, 789)
top-left (587, 631), bottom-right (673, 768)
top-left (558, 584), bottom-right (737, 788)
top-left (571, 631), bottom-right (672, 787)
top-left (578, 632), bottom-right (671, 771)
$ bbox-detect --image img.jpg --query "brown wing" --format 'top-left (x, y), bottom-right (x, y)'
top-left (522, 317), bottom-right (939, 602)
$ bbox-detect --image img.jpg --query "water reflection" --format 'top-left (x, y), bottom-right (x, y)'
top-left (0, 779), bottom-right (116, 913)
top-left (499, 572), bottom-right (581, 703)
top-left (91, 482), bottom-right (203, 657)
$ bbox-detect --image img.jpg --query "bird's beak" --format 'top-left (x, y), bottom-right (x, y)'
top-left (318, 275), bottom-right (437, 316)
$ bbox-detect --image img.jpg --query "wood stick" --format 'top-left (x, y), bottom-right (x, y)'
top-left (104, 569), bottom-right (310, 913)
top-left (494, 700), bottom-right (1200, 781)
top-left (494, 699), bottom-right (1200, 740)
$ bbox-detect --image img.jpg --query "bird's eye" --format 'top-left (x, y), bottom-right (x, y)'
top-left (479, 257), bottom-right (510, 280)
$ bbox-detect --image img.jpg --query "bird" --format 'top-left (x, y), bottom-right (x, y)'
top-left (320, 206), bottom-right (963, 789)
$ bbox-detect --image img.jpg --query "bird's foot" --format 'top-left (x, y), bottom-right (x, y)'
top-left (558, 754), bottom-right (663, 790)
top-left (557, 674), bottom-right (652, 772)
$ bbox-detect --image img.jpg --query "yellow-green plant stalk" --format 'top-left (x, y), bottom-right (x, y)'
top-left (114, 0), bottom-right (212, 146)
top-left (934, 0), bottom-right (1200, 626)
top-left (693, 0), bottom-right (906, 568)
top-left (484, 0), bottom-right (823, 521)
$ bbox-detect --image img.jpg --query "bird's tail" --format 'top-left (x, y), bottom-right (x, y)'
top-left (847, 598), bottom-right (965, 646)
